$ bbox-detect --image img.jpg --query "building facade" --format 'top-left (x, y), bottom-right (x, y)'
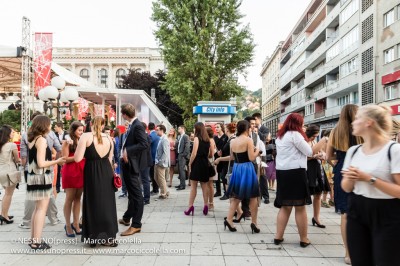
top-left (52, 47), bottom-right (165, 89)
top-left (260, 42), bottom-right (283, 137)
top-left (277, 0), bottom-right (399, 131)
top-left (376, 1), bottom-right (400, 119)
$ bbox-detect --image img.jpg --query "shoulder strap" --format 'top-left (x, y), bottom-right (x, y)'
top-left (350, 145), bottom-right (362, 159)
top-left (388, 142), bottom-right (396, 162)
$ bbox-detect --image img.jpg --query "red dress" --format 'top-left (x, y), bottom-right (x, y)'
top-left (62, 152), bottom-right (85, 189)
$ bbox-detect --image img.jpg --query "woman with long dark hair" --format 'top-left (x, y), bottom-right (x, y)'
top-left (62, 121), bottom-right (85, 237)
top-left (274, 113), bottom-right (327, 247)
top-left (27, 115), bottom-right (66, 249)
top-left (184, 122), bottom-right (213, 216)
top-left (213, 123), bottom-right (228, 197)
top-left (0, 125), bottom-right (20, 225)
top-left (223, 120), bottom-right (260, 233)
top-left (326, 104), bottom-right (362, 264)
top-left (74, 116), bottom-right (118, 247)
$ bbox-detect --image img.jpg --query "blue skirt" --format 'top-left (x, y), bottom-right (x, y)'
top-left (227, 162), bottom-right (259, 200)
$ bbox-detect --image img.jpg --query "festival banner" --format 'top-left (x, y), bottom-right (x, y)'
top-left (34, 33), bottom-right (53, 95)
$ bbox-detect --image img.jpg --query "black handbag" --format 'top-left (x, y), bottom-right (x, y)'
top-left (208, 161), bottom-right (216, 178)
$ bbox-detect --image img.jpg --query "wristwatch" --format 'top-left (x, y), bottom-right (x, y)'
top-left (369, 176), bottom-right (377, 185)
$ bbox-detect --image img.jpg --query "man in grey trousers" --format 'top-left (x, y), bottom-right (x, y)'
top-left (19, 128), bottom-right (62, 229)
top-left (175, 126), bottom-right (190, 190)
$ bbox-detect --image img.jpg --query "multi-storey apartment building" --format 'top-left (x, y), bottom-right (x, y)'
top-left (261, 42), bottom-right (283, 137)
top-left (376, 1), bottom-right (400, 119)
top-left (53, 47), bottom-right (165, 89)
top-left (278, 0), bottom-right (383, 130)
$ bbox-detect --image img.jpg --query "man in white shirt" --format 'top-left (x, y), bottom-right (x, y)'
top-left (155, 125), bottom-right (170, 199)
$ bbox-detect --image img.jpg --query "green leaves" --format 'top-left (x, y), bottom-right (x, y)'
top-left (152, 0), bottom-right (254, 119)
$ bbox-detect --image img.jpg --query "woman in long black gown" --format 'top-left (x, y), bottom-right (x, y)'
top-left (74, 116), bottom-right (118, 247)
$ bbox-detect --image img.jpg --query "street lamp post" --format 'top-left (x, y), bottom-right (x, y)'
top-left (38, 76), bottom-right (79, 122)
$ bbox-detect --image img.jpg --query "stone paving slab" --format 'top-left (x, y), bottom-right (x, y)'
top-left (0, 176), bottom-right (348, 265)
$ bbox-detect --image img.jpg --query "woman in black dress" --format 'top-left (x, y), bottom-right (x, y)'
top-left (74, 116), bottom-right (118, 247)
top-left (184, 122), bottom-right (212, 216)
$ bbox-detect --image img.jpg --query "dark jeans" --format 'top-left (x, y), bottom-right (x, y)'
top-left (259, 174), bottom-right (269, 200)
top-left (347, 193), bottom-right (400, 266)
top-left (215, 171), bottom-right (222, 194)
top-left (149, 164), bottom-right (159, 193)
top-left (121, 161), bottom-right (143, 228)
top-left (140, 167), bottom-right (150, 203)
top-left (120, 159), bottom-right (127, 194)
top-left (177, 154), bottom-right (187, 188)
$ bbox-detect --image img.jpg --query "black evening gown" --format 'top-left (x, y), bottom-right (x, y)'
top-left (81, 141), bottom-right (118, 243)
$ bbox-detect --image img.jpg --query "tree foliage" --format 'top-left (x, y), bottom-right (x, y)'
top-left (0, 110), bottom-right (21, 131)
top-left (120, 69), bottom-right (184, 127)
top-left (152, 0), bottom-right (255, 118)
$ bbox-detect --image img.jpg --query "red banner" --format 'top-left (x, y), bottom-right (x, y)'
top-left (34, 33), bottom-right (53, 95)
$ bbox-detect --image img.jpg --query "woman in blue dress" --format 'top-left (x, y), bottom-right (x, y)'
top-left (326, 104), bottom-right (362, 264)
top-left (224, 120), bottom-right (260, 233)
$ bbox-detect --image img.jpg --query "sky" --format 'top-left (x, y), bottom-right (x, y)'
top-left (0, 0), bottom-right (311, 91)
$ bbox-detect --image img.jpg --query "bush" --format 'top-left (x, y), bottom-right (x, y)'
top-left (0, 110), bottom-right (21, 131)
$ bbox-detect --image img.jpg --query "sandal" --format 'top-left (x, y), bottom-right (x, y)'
top-left (29, 241), bottom-right (51, 250)
top-left (321, 201), bottom-right (330, 208)
top-left (209, 202), bottom-right (214, 210)
top-left (101, 240), bottom-right (118, 247)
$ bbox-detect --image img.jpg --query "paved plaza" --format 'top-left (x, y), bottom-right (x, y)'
top-left (0, 177), bottom-right (348, 266)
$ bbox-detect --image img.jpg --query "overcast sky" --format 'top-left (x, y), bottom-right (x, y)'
top-left (1, 0), bottom-right (310, 91)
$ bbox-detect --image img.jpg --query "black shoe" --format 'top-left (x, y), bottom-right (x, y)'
top-left (233, 213), bottom-right (246, 223)
top-left (175, 185), bottom-right (181, 188)
top-left (311, 217), bottom-right (326, 228)
top-left (214, 192), bottom-right (221, 197)
top-left (250, 223), bottom-right (260, 234)
top-left (264, 199), bottom-right (270, 204)
top-left (220, 195), bottom-right (229, 200)
top-left (274, 238), bottom-right (284, 245)
top-left (176, 186), bottom-right (185, 190)
top-left (223, 220), bottom-right (237, 232)
top-left (144, 201), bottom-right (150, 205)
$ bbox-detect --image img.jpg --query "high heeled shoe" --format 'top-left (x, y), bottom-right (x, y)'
top-left (64, 225), bottom-right (76, 237)
top-left (250, 223), bottom-right (260, 234)
top-left (311, 217), bottom-right (326, 228)
top-left (233, 213), bottom-right (246, 223)
top-left (0, 215), bottom-right (14, 225)
top-left (300, 241), bottom-right (311, 248)
top-left (224, 220), bottom-right (237, 232)
top-left (203, 205), bottom-right (208, 216)
top-left (184, 206), bottom-right (194, 216)
top-left (71, 224), bottom-right (82, 235)
top-left (273, 238), bottom-right (284, 245)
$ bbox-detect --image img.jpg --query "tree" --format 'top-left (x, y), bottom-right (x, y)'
top-left (120, 69), bottom-right (184, 127)
top-left (0, 110), bottom-right (21, 131)
top-left (152, 0), bottom-right (255, 119)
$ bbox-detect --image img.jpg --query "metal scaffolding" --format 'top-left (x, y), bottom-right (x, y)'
top-left (20, 16), bottom-right (32, 134)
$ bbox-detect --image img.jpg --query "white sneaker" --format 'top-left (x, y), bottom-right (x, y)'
top-left (50, 219), bottom-right (61, 226)
top-left (18, 223), bottom-right (31, 229)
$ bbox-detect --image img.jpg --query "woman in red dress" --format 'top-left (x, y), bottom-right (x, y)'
top-left (62, 121), bottom-right (85, 237)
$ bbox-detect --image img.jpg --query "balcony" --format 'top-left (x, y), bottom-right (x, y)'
top-left (303, 41), bottom-right (327, 69)
top-left (280, 89), bottom-right (292, 102)
top-left (314, 109), bottom-right (326, 119)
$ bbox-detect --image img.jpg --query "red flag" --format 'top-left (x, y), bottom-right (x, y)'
top-left (34, 33), bottom-right (53, 95)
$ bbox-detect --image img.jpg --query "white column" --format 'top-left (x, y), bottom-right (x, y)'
top-left (108, 63), bottom-right (113, 88)
top-left (90, 63), bottom-right (95, 85)
top-left (71, 63), bottom-right (76, 73)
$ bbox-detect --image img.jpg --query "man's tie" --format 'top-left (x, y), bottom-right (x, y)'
top-left (122, 123), bottom-right (131, 147)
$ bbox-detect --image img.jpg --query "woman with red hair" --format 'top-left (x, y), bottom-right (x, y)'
top-left (273, 113), bottom-right (327, 247)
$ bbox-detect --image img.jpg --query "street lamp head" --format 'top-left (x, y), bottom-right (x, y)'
top-left (51, 76), bottom-right (66, 90)
top-left (43, 85), bottom-right (59, 101)
top-left (64, 87), bottom-right (79, 102)
top-left (38, 88), bottom-right (48, 102)
top-left (59, 91), bottom-right (69, 103)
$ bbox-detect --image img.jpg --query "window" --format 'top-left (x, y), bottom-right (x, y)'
top-left (340, 56), bottom-right (358, 77)
top-left (293, 36), bottom-right (306, 55)
top-left (384, 9), bottom-right (395, 27)
top-left (353, 91), bottom-right (359, 103)
top-left (384, 85), bottom-right (396, 100)
top-left (305, 104), bottom-right (315, 116)
top-left (116, 68), bottom-right (126, 86)
top-left (327, 41), bottom-right (341, 61)
top-left (340, 0), bottom-right (360, 24)
top-left (341, 26), bottom-right (359, 57)
top-left (337, 94), bottom-right (350, 106)
top-left (80, 68), bottom-right (89, 81)
top-left (292, 52), bottom-right (306, 69)
top-left (384, 47), bottom-right (395, 64)
top-left (98, 68), bottom-right (108, 87)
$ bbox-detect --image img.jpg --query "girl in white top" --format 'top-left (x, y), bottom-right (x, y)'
top-left (341, 105), bottom-right (400, 266)
top-left (274, 113), bottom-right (327, 248)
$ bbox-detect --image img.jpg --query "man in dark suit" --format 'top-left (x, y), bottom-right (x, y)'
top-left (175, 125), bottom-right (190, 190)
top-left (140, 122), bottom-right (153, 205)
top-left (119, 104), bottom-right (149, 236)
top-left (252, 112), bottom-right (271, 142)
top-left (148, 122), bottom-right (160, 194)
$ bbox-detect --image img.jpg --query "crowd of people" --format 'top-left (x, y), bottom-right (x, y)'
top-left (0, 104), bottom-right (400, 266)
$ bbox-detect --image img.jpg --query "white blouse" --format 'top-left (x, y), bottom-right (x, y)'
top-left (275, 131), bottom-right (313, 170)
top-left (343, 141), bottom-right (400, 199)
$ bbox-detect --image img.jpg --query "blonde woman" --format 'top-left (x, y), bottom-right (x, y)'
top-left (0, 125), bottom-right (20, 225)
top-left (326, 104), bottom-right (362, 264)
top-left (74, 116), bottom-right (118, 247)
top-left (341, 105), bottom-right (400, 265)
top-left (167, 128), bottom-right (177, 187)
top-left (206, 126), bottom-right (217, 210)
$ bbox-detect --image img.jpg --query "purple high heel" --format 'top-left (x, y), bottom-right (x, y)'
top-left (184, 206), bottom-right (194, 216)
top-left (203, 205), bottom-right (208, 216)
